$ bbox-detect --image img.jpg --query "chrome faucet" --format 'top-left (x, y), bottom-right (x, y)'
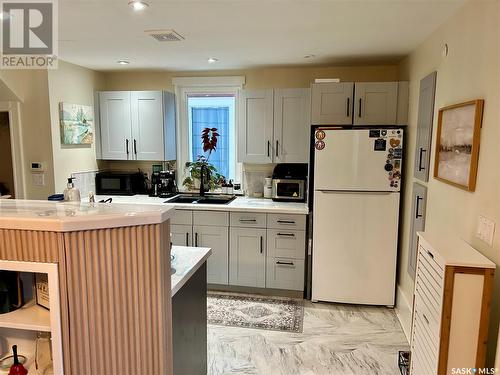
top-left (199, 163), bottom-right (210, 196)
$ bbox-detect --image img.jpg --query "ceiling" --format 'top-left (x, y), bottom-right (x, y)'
top-left (58, 0), bottom-right (466, 71)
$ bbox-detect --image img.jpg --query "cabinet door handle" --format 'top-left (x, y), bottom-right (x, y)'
top-left (276, 261), bottom-right (294, 266)
top-left (134, 139), bottom-right (137, 155)
top-left (426, 250), bottom-right (434, 259)
top-left (358, 98), bottom-right (362, 118)
top-left (277, 220), bottom-right (295, 224)
top-left (346, 97), bottom-right (350, 117)
top-left (195, 233), bottom-right (198, 247)
top-left (239, 219), bottom-right (257, 223)
top-left (260, 236), bottom-right (263, 254)
top-left (186, 232), bottom-right (189, 246)
top-left (277, 233), bottom-right (295, 237)
top-left (276, 140), bottom-right (279, 157)
top-left (267, 141), bottom-right (271, 157)
top-left (416, 196), bottom-right (423, 219)
top-left (126, 139), bottom-right (129, 155)
top-left (418, 148), bottom-right (426, 171)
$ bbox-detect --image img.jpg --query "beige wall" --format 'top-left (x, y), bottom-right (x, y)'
top-left (397, 0), bottom-right (500, 364)
top-left (102, 64), bottom-right (399, 91)
top-left (0, 70), bottom-right (54, 199)
top-left (48, 61), bottom-right (105, 192)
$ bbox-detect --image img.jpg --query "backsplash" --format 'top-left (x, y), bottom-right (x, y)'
top-left (71, 170), bottom-right (97, 198)
top-left (242, 163), bottom-right (274, 197)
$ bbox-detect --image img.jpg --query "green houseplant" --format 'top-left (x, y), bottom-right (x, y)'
top-left (182, 128), bottom-right (225, 191)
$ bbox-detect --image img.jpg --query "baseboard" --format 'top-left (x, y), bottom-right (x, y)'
top-left (395, 285), bottom-right (412, 343)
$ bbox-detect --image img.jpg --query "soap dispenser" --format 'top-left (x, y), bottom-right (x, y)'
top-left (63, 177), bottom-right (81, 202)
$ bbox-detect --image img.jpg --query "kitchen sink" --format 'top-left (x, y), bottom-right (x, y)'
top-left (166, 194), bottom-right (236, 205)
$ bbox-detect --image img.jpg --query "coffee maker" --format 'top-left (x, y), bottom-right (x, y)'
top-left (158, 170), bottom-right (177, 198)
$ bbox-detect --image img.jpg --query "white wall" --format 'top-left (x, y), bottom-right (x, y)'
top-left (397, 0), bottom-right (500, 364)
top-left (48, 61), bottom-right (105, 193)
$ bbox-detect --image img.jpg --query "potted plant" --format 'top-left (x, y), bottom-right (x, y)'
top-left (182, 128), bottom-right (225, 191)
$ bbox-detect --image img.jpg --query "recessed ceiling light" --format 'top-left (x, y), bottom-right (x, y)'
top-left (304, 54), bottom-right (316, 59)
top-left (207, 57), bottom-right (219, 64)
top-left (129, 0), bottom-right (149, 11)
top-left (117, 60), bottom-right (130, 65)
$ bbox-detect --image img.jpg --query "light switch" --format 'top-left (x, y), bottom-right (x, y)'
top-left (476, 215), bottom-right (495, 247)
top-left (32, 173), bottom-right (45, 187)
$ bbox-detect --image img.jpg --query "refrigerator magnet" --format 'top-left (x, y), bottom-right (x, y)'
top-left (315, 130), bottom-right (326, 140)
top-left (374, 138), bottom-right (386, 151)
top-left (315, 140), bottom-right (325, 150)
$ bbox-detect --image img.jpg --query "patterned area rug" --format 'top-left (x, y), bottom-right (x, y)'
top-left (207, 292), bottom-right (304, 333)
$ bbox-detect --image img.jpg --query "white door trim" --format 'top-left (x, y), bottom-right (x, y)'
top-left (0, 101), bottom-right (25, 198)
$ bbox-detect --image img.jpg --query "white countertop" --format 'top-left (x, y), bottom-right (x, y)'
top-left (0, 199), bottom-right (174, 232)
top-left (171, 246), bottom-right (211, 296)
top-left (88, 194), bottom-right (309, 215)
top-left (418, 232), bottom-right (496, 269)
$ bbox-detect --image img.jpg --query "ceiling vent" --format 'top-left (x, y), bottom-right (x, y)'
top-left (146, 29), bottom-right (184, 42)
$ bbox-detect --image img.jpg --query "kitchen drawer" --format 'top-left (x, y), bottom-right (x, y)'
top-left (171, 209), bottom-right (193, 225)
top-left (267, 229), bottom-right (306, 260)
top-left (266, 257), bottom-right (304, 291)
top-left (193, 211), bottom-right (229, 226)
top-left (230, 212), bottom-right (266, 228)
top-left (267, 214), bottom-right (306, 230)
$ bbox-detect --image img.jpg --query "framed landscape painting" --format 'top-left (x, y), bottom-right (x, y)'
top-left (59, 102), bottom-right (94, 145)
top-left (434, 99), bottom-right (484, 192)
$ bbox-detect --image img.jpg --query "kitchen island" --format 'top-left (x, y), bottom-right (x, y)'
top-left (170, 246), bottom-right (211, 375)
top-left (0, 200), bottom-right (182, 374)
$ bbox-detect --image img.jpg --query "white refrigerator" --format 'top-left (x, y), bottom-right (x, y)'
top-left (311, 128), bottom-right (403, 306)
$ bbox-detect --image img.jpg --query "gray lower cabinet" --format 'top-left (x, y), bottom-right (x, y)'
top-left (194, 225), bottom-right (229, 285)
top-left (413, 72), bottom-right (437, 181)
top-left (229, 227), bottom-right (266, 287)
top-left (408, 182), bottom-right (428, 279)
top-left (171, 224), bottom-right (193, 246)
top-left (266, 258), bottom-right (305, 291)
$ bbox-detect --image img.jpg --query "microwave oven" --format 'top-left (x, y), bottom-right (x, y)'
top-left (271, 179), bottom-right (306, 202)
top-left (95, 171), bottom-right (147, 196)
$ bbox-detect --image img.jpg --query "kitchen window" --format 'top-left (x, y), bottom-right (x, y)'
top-left (173, 76), bottom-right (245, 188)
top-left (188, 95), bottom-right (236, 180)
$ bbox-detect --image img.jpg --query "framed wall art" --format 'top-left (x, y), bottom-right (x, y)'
top-left (434, 99), bottom-right (484, 191)
top-left (59, 102), bottom-right (94, 145)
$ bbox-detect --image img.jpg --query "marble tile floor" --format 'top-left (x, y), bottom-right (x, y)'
top-left (208, 299), bottom-right (408, 375)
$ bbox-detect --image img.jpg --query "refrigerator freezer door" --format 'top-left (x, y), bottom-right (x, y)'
top-left (311, 190), bottom-right (399, 305)
top-left (314, 128), bottom-right (403, 192)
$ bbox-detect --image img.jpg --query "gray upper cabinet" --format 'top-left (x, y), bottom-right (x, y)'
top-left (131, 91), bottom-right (164, 161)
top-left (98, 91), bottom-right (175, 161)
top-left (413, 72), bottom-right (437, 181)
top-left (99, 91), bottom-right (132, 160)
top-left (238, 88), bottom-right (310, 164)
top-left (273, 88), bottom-right (310, 163)
top-left (353, 82), bottom-right (398, 125)
top-left (311, 82), bottom-right (354, 125)
top-left (238, 89), bottom-right (274, 163)
top-left (408, 182), bottom-right (428, 279)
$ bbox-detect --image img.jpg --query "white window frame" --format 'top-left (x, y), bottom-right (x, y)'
top-left (173, 76), bottom-right (245, 190)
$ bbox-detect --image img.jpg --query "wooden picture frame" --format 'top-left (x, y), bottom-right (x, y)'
top-left (434, 99), bottom-right (484, 191)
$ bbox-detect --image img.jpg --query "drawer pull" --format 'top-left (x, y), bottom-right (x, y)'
top-left (277, 233), bottom-right (295, 237)
top-left (276, 261), bottom-right (294, 266)
top-left (426, 250), bottom-right (434, 259)
top-left (422, 313), bottom-right (429, 325)
top-left (240, 219), bottom-right (257, 222)
top-left (277, 220), bottom-right (295, 224)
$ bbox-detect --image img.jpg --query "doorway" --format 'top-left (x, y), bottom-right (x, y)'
top-left (0, 111), bottom-right (15, 197)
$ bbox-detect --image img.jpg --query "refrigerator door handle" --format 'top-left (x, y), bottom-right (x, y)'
top-left (317, 190), bottom-right (394, 195)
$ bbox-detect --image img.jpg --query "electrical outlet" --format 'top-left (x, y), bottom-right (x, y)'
top-left (32, 173), bottom-right (45, 187)
top-left (476, 215), bottom-right (495, 247)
